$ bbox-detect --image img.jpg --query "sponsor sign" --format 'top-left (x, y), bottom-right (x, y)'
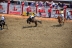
top-left (41, 13), bottom-right (46, 17)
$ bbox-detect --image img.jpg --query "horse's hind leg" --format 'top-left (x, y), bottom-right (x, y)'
top-left (5, 24), bottom-right (8, 29)
top-left (3, 25), bottom-right (4, 29)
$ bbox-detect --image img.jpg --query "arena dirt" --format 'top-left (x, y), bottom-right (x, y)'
top-left (0, 14), bottom-right (72, 48)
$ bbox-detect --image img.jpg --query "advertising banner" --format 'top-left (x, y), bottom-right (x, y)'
top-left (9, 4), bottom-right (21, 15)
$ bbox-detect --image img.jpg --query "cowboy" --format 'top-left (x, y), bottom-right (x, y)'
top-left (29, 13), bottom-right (36, 22)
top-left (32, 13), bottom-right (36, 16)
top-left (60, 9), bottom-right (64, 22)
top-left (29, 13), bottom-right (36, 19)
top-left (0, 15), bottom-right (5, 22)
top-left (30, 15), bottom-right (34, 19)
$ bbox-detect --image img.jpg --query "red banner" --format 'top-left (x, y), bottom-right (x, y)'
top-left (41, 13), bottom-right (46, 17)
top-left (38, 9), bottom-right (45, 13)
top-left (0, 5), bottom-right (3, 9)
top-left (9, 11), bottom-right (20, 15)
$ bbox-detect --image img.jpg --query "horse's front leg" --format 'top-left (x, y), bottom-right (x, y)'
top-left (61, 18), bottom-right (65, 25)
top-left (62, 19), bottom-right (64, 25)
top-left (62, 21), bottom-right (64, 25)
top-left (3, 25), bottom-right (4, 29)
top-left (5, 24), bottom-right (8, 29)
top-left (28, 21), bottom-right (31, 24)
top-left (1, 25), bottom-right (2, 30)
top-left (27, 21), bottom-right (31, 24)
top-left (35, 22), bottom-right (37, 27)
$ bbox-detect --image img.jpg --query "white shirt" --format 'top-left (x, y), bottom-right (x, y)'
top-left (60, 14), bottom-right (64, 21)
top-left (30, 15), bottom-right (34, 18)
top-left (67, 11), bottom-right (70, 16)
top-left (61, 14), bottom-right (64, 17)
top-left (52, 3), bottom-right (55, 5)
top-left (1, 16), bottom-right (5, 20)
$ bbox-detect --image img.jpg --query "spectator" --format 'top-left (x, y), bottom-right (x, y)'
top-left (58, 2), bottom-right (62, 7)
top-left (55, 4), bottom-right (58, 9)
top-left (67, 11), bottom-right (71, 20)
top-left (26, 6), bottom-right (31, 16)
top-left (38, 8), bottom-right (41, 17)
top-left (52, 1), bottom-right (55, 8)
top-left (48, 8), bottom-right (52, 18)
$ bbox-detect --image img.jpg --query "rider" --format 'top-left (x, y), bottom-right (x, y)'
top-left (1, 15), bottom-right (5, 22)
top-left (29, 13), bottom-right (36, 19)
top-left (60, 9), bottom-right (64, 21)
top-left (29, 13), bottom-right (36, 21)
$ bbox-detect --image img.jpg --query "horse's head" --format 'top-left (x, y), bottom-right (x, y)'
top-left (27, 18), bottom-right (31, 24)
top-left (1, 21), bottom-right (5, 25)
top-left (57, 16), bottom-right (60, 19)
top-left (57, 16), bottom-right (64, 25)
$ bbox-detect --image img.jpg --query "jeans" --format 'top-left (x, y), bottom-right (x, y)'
top-left (27, 12), bottom-right (29, 16)
top-left (67, 15), bottom-right (70, 20)
top-left (39, 12), bottom-right (41, 16)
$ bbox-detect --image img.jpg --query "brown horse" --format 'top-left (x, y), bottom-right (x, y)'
top-left (27, 16), bottom-right (42, 27)
top-left (57, 16), bottom-right (65, 25)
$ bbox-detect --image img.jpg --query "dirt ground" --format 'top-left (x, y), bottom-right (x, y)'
top-left (0, 14), bottom-right (72, 48)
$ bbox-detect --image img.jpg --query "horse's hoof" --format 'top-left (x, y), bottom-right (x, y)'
top-left (1, 28), bottom-right (2, 30)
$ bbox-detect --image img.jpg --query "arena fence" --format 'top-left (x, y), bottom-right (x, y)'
top-left (0, 1), bottom-right (72, 19)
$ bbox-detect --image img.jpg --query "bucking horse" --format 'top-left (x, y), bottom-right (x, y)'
top-left (27, 16), bottom-right (42, 27)
top-left (57, 16), bottom-right (65, 25)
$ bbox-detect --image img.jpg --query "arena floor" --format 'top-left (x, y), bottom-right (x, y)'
top-left (0, 14), bottom-right (72, 48)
